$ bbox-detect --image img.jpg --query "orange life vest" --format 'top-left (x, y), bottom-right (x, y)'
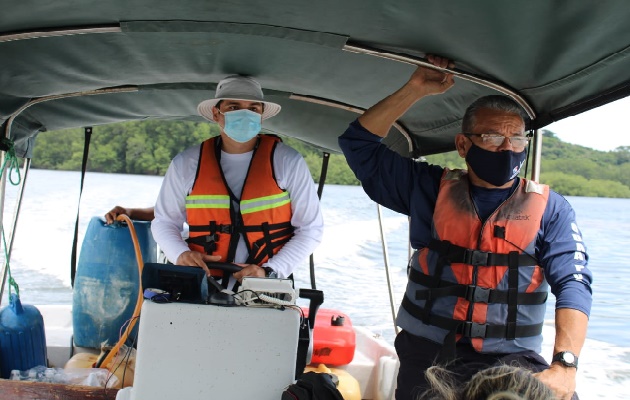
top-left (398, 169), bottom-right (550, 354)
top-left (185, 135), bottom-right (293, 277)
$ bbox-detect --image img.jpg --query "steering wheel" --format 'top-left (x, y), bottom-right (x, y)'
top-left (204, 262), bottom-right (243, 274)
top-left (201, 262), bottom-right (244, 305)
top-left (197, 262), bottom-right (243, 296)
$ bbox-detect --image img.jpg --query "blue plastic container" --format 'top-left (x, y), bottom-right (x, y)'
top-left (0, 294), bottom-right (47, 379)
top-left (72, 217), bottom-right (157, 348)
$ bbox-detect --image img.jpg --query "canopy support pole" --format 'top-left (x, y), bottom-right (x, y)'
top-left (309, 152), bottom-right (330, 290)
top-left (377, 204), bottom-right (400, 335)
top-left (0, 157), bottom-right (31, 306)
top-left (531, 129), bottom-right (542, 182)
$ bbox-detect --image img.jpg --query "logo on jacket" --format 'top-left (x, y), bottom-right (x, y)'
top-left (505, 211), bottom-right (531, 221)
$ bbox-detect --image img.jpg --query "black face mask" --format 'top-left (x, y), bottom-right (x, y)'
top-left (465, 142), bottom-right (527, 186)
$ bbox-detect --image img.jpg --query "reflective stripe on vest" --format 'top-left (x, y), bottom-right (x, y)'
top-left (186, 195), bottom-right (231, 209)
top-left (240, 192), bottom-right (291, 215)
top-left (396, 169), bottom-right (550, 354)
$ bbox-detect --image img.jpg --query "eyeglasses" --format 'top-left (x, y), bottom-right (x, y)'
top-left (463, 133), bottom-right (532, 149)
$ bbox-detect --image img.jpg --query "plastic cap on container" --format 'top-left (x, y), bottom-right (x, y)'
top-left (331, 315), bottom-right (345, 326)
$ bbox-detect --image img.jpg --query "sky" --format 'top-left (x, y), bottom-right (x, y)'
top-left (545, 96), bottom-right (629, 152)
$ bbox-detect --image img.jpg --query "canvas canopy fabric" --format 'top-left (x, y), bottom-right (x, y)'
top-left (1, 1), bottom-right (629, 158)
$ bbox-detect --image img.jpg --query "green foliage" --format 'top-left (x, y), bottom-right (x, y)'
top-left (282, 137), bottom-right (359, 185)
top-left (424, 150), bottom-right (466, 169)
top-left (29, 122), bottom-right (630, 197)
top-left (539, 130), bottom-right (630, 197)
top-left (540, 172), bottom-right (630, 198)
top-left (33, 121), bottom-right (221, 175)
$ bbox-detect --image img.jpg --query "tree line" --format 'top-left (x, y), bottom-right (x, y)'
top-left (31, 121), bottom-right (630, 198)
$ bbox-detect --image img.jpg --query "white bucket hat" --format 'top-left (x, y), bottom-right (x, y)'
top-left (197, 75), bottom-right (281, 122)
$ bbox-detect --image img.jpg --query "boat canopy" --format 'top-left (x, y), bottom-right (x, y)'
top-left (2, 1), bottom-right (630, 158)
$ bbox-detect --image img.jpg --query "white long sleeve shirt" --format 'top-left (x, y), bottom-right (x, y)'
top-left (151, 139), bottom-right (324, 279)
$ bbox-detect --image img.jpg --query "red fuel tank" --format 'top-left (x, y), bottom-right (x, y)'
top-left (302, 308), bottom-right (356, 366)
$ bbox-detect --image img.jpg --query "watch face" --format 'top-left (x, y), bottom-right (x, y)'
top-left (263, 267), bottom-right (277, 278)
top-left (563, 352), bottom-right (576, 364)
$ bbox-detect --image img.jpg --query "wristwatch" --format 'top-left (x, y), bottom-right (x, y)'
top-left (552, 351), bottom-right (578, 369)
top-left (262, 266), bottom-right (278, 279)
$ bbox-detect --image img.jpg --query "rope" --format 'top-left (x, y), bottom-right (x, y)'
top-left (0, 137), bottom-right (22, 297)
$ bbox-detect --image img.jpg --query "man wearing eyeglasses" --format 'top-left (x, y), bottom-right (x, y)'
top-left (338, 55), bottom-right (591, 400)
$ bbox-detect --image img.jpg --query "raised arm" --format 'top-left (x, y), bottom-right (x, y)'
top-left (358, 55), bottom-right (455, 137)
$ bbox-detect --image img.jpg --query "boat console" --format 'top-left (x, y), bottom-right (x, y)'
top-left (118, 263), bottom-right (322, 400)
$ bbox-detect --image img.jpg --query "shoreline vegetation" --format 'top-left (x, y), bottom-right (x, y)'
top-left (32, 121), bottom-right (630, 198)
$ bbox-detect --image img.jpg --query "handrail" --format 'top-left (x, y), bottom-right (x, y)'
top-left (4, 86), bottom-right (139, 140)
top-left (289, 94), bottom-right (414, 154)
top-left (0, 25), bottom-right (121, 42)
top-left (343, 44), bottom-right (536, 120)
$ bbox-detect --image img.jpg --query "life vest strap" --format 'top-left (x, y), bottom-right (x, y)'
top-left (410, 268), bottom-right (548, 305)
top-left (249, 227), bottom-right (294, 265)
top-left (186, 234), bottom-right (218, 254)
top-left (401, 296), bottom-right (543, 339)
top-left (506, 251), bottom-right (520, 340)
top-left (428, 239), bottom-right (538, 267)
top-left (189, 223), bottom-right (234, 233)
top-left (239, 221), bottom-right (293, 233)
top-left (188, 221), bottom-right (292, 233)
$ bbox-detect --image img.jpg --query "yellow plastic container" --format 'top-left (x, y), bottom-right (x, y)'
top-left (65, 349), bottom-right (135, 388)
top-left (305, 363), bottom-right (361, 400)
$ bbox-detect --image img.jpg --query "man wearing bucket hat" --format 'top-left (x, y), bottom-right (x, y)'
top-left (151, 75), bottom-right (323, 287)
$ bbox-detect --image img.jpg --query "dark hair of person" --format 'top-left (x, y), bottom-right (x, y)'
top-left (418, 364), bottom-right (557, 400)
top-left (462, 95), bottom-right (528, 133)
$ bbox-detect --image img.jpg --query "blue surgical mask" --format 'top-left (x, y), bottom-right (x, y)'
top-left (465, 142), bottom-right (527, 186)
top-left (221, 109), bottom-right (262, 143)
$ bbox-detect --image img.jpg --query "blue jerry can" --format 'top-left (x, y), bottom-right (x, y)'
top-left (72, 217), bottom-right (157, 348)
top-left (0, 293), bottom-right (47, 378)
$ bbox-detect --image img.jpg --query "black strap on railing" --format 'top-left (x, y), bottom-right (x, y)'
top-left (70, 127), bottom-right (92, 287)
top-left (309, 152), bottom-right (330, 290)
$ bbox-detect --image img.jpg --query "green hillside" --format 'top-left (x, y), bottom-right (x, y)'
top-left (31, 122), bottom-right (630, 198)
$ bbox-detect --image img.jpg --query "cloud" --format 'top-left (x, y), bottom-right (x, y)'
top-left (546, 97), bottom-right (630, 151)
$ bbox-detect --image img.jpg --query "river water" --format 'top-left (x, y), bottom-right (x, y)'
top-left (1, 169), bottom-right (629, 398)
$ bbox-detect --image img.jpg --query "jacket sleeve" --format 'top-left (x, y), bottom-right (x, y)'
top-left (538, 191), bottom-right (593, 316)
top-left (263, 143), bottom-right (324, 278)
top-left (151, 146), bottom-right (199, 263)
top-left (338, 119), bottom-right (442, 217)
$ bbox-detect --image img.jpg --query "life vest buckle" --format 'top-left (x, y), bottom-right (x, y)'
top-left (461, 321), bottom-right (487, 338)
top-left (204, 233), bottom-right (219, 243)
top-left (218, 224), bottom-right (233, 234)
top-left (464, 249), bottom-right (489, 266)
top-left (465, 285), bottom-right (491, 303)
